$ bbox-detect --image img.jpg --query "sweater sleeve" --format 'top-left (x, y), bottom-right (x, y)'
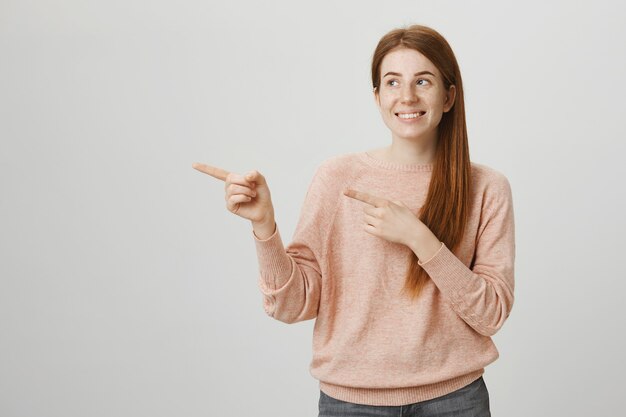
top-left (252, 164), bottom-right (334, 324)
top-left (418, 174), bottom-right (516, 337)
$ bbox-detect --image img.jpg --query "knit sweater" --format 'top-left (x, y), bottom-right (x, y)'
top-left (252, 151), bottom-right (515, 406)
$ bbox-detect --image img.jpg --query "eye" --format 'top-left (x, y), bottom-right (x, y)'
top-left (386, 79), bottom-right (429, 87)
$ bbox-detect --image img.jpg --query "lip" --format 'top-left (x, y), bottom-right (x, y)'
top-left (395, 110), bottom-right (425, 114)
top-left (395, 111), bottom-right (426, 122)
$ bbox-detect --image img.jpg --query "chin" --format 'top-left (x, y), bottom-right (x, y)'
top-left (394, 128), bottom-right (437, 142)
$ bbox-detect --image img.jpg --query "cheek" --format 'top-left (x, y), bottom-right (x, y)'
top-left (422, 91), bottom-right (441, 104)
top-left (382, 97), bottom-right (397, 113)
top-left (377, 99), bottom-right (390, 115)
top-left (378, 91), bottom-right (395, 105)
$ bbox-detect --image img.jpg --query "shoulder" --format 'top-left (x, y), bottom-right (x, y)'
top-left (312, 152), bottom-right (361, 182)
top-left (470, 161), bottom-right (513, 201)
top-left (317, 152), bottom-right (359, 172)
top-left (301, 152), bottom-right (364, 200)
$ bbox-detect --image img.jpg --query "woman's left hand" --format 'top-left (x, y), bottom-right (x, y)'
top-left (343, 188), bottom-right (424, 247)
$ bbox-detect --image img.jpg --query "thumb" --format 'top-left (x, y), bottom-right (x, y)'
top-left (245, 170), bottom-right (267, 186)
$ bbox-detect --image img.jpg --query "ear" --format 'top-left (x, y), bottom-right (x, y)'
top-left (443, 85), bottom-right (456, 113)
top-left (373, 86), bottom-right (381, 109)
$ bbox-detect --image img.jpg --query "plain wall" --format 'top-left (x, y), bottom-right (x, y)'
top-left (1, 0), bottom-right (625, 415)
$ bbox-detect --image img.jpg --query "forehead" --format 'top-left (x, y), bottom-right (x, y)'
top-left (380, 47), bottom-right (439, 76)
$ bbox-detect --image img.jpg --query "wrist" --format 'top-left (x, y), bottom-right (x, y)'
top-left (408, 222), bottom-right (441, 260)
top-left (252, 214), bottom-right (275, 228)
top-left (252, 217), bottom-right (276, 240)
top-left (406, 221), bottom-right (427, 251)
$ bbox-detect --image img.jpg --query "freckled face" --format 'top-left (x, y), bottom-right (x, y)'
top-left (374, 47), bottom-right (455, 143)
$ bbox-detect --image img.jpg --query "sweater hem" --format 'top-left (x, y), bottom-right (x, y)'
top-left (318, 369), bottom-right (484, 406)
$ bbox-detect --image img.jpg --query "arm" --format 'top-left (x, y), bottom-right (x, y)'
top-left (252, 164), bottom-right (334, 324)
top-left (409, 175), bottom-right (516, 337)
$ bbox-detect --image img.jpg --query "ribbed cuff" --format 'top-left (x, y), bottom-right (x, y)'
top-left (252, 224), bottom-right (293, 291)
top-left (417, 242), bottom-right (474, 297)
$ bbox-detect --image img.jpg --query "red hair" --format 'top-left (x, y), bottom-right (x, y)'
top-left (371, 24), bottom-right (471, 301)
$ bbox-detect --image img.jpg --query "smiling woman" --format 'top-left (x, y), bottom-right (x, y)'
top-left (374, 49), bottom-right (456, 156)
top-left (194, 22), bottom-right (514, 417)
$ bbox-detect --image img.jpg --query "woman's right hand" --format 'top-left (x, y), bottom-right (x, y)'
top-left (192, 162), bottom-right (276, 228)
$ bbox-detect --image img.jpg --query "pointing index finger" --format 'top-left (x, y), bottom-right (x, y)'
top-left (343, 189), bottom-right (386, 207)
top-left (192, 162), bottom-right (230, 182)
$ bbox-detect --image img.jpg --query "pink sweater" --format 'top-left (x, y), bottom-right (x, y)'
top-left (252, 151), bottom-right (515, 406)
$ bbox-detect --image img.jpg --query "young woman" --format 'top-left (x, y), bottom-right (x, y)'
top-left (194, 23), bottom-right (514, 417)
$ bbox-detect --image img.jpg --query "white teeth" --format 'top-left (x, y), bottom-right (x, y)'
top-left (398, 112), bottom-right (422, 119)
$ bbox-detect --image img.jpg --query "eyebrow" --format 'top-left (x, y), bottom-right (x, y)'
top-left (383, 71), bottom-right (436, 78)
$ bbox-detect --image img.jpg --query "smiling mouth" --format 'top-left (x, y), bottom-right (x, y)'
top-left (395, 111), bottom-right (426, 119)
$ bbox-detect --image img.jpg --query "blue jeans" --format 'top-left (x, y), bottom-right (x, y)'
top-left (318, 376), bottom-right (491, 417)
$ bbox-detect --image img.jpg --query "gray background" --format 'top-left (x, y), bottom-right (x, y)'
top-left (1, 0), bottom-right (625, 416)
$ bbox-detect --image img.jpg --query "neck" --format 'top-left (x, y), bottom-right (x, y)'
top-left (383, 132), bottom-right (438, 165)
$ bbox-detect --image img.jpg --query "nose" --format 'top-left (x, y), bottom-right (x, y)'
top-left (401, 83), bottom-right (418, 103)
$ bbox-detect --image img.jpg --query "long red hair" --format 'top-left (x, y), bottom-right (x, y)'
top-left (371, 24), bottom-right (472, 301)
